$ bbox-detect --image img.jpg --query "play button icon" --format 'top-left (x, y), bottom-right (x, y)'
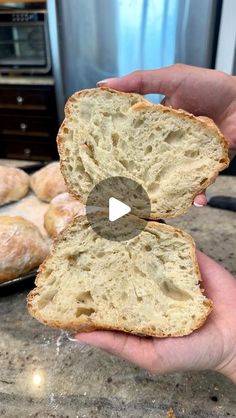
top-left (86, 176), bottom-right (151, 241)
top-left (109, 197), bottom-right (131, 222)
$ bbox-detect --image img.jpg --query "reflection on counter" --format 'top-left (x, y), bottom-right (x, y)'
top-left (32, 370), bottom-right (44, 387)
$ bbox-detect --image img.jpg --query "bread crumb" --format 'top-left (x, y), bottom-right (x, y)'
top-left (166, 407), bottom-right (177, 418)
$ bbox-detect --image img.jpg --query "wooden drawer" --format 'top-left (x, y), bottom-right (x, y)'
top-left (0, 115), bottom-right (55, 140)
top-left (0, 86), bottom-right (56, 115)
top-left (0, 139), bottom-right (58, 161)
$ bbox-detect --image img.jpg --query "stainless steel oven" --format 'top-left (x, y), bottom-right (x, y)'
top-left (0, 7), bottom-right (51, 74)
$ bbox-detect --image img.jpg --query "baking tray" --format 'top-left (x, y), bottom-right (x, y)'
top-left (0, 161), bottom-right (54, 296)
top-left (0, 269), bottom-right (37, 296)
top-left (18, 161), bottom-right (48, 174)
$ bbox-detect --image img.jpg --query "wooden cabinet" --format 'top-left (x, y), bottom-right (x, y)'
top-left (0, 0), bottom-right (46, 3)
top-left (0, 84), bottom-right (59, 161)
top-left (0, 86), bottom-right (55, 113)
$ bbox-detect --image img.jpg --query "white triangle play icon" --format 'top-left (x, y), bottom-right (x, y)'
top-left (109, 197), bottom-right (131, 222)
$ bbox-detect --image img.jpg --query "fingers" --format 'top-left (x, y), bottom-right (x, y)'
top-left (75, 331), bottom-right (157, 370)
top-left (193, 193), bottom-right (207, 207)
top-left (196, 250), bottom-right (228, 279)
top-left (196, 250), bottom-right (236, 300)
top-left (160, 96), bottom-right (172, 106)
top-left (229, 149), bottom-right (236, 160)
top-left (75, 331), bottom-right (132, 356)
top-left (75, 329), bottom-right (215, 374)
top-left (74, 254), bottom-right (236, 376)
top-left (97, 65), bottom-right (188, 96)
top-left (75, 331), bottom-right (198, 374)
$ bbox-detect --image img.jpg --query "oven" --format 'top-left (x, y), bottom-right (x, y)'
top-left (0, 4), bottom-right (51, 74)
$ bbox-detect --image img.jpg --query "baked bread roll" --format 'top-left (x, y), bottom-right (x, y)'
top-left (0, 216), bottom-right (49, 283)
top-left (44, 192), bottom-right (85, 237)
top-left (57, 88), bottom-right (228, 218)
top-left (0, 165), bottom-right (29, 206)
top-left (30, 162), bottom-right (67, 202)
top-left (28, 87), bottom-right (229, 337)
top-left (27, 216), bottom-right (212, 337)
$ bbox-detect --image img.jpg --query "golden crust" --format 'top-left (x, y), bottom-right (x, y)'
top-left (44, 192), bottom-right (85, 237)
top-left (0, 215), bottom-right (49, 283)
top-left (27, 216), bottom-right (213, 337)
top-left (28, 87), bottom-right (218, 336)
top-left (30, 162), bottom-right (67, 202)
top-left (57, 87), bottom-right (229, 218)
top-left (27, 296), bottom-right (212, 338)
top-left (0, 165), bottom-right (29, 206)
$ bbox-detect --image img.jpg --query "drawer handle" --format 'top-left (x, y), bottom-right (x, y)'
top-left (20, 123), bottom-right (27, 131)
top-left (24, 148), bottom-right (31, 157)
top-left (16, 96), bottom-right (24, 105)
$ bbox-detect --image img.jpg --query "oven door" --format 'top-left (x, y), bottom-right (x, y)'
top-left (0, 12), bottom-right (51, 73)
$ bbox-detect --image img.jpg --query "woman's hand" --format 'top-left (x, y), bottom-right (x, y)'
top-left (97, 64), bottom-right (236, 151)
top-left (76, 251), bottom-right (236, 383)
top-left (97, 64), bottom-right (236, 206)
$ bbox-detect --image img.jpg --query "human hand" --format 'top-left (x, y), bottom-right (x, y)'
top-left (76, 251), bottom-right (236, 383)
top-left (97, 65), bottom-right (236, 206)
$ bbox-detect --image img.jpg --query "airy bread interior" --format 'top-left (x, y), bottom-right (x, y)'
top-left (28, 216), bottom-right (212, 337)
top-left (28, 87), bottom-right (228, 337)
top-left (58, 88), bottom-right (228, 218)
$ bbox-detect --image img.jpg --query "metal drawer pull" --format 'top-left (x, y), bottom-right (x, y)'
top-left (24, 148), bottom-right (31, 156)
top-left (16, 96), bottom-right (24, 105)
top-left (20, 123), bottom-right (27, 131)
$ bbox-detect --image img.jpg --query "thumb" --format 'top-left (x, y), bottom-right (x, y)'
top-left (75, 330), bottom-right (157, 370)
top-left (97, 65), bottom-right (186, 96)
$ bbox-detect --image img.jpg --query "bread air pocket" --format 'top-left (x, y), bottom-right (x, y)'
top-left (27, 217), bottom-right (212, 337)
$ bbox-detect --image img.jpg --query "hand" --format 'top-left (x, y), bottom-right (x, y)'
top-left (97, 65), bottom-right (236, 206)
top-left (76, 251), bottom-right (236, 383)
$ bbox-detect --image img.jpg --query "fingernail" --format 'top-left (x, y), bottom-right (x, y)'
top-left (96, 77), bottom-right (118, 87)
top-left (193, 202), bottom-right (204, 208)
top-left (65, 332), bottom-right (78, 342)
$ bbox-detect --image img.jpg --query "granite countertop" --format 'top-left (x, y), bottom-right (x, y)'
top-left (0, 176), bottom-right (236, 418)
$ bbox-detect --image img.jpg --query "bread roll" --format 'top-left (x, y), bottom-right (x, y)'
top-left (27, 216), bottom-right (212, 337)
top-left (0, 165), bottom-right (29, 206)
top-left (30, 162), bottom-right (67, 202)
top-left (28, 87), bottom-right (229, 337)
top-left (44, 192), bottom-right (85, 237)
top-left (57, 87), bottom-right (228, 218)
top-left (0, 216), bottom-right (49, 283)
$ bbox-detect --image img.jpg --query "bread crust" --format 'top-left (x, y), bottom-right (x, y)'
top-left (27, 216), bottom-right (213, 337)
top-left (0, 215), bottom-right (49, 283)
top-left (57, 87), bottom-right (229, 219)
top-left (30, 162), bottom-right (67, 202)
top-left (44, 192), bottom-right (85, 237)
top-left (0, 165), bottom-right (29, 206)
top-left (28, 88), bottom-right (222, 336)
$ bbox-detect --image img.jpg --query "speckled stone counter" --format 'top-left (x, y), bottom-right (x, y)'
top-left (0, 176), bottom-right (236, 418)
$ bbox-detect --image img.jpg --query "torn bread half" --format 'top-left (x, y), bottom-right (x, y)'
top-left (27, 216), bottom-right (212, 337)
top-left (57, 87), bottom-right (229, 219)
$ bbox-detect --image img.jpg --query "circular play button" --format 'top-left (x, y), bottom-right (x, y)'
top-left (86, 176), bottom-right (151, 241)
